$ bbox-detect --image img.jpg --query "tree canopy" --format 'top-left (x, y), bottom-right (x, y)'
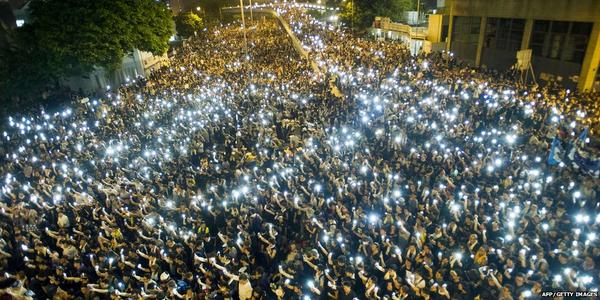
top-left (199, 0), bottom-right (237, 19)
top-left (328, 0), bottom-right (413, 29)
top-left (0, 0), bottom-right (174, 102)
top-left (27, 0), bottom-right (174, 74)
top-left (175, 11), bottom-right (205, 38)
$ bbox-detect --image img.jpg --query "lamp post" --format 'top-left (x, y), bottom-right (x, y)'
top-left (416, 0), bottom-right (421, 24)
top-left (249, 0), bottom-right (253, 22)
top-left (352, 0), bottom-right (355, 34)
top-left (239, 0), bottom-right (248, 56)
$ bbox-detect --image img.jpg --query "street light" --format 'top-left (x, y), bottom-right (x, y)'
top-left (352, 0), bottom-right (355, 33)
top-left (416, 0), bottom-right (421, 24)
top-left (249, 0), bottom-right (253, 22)
top-left (239, 0), bottom-right (248, 56)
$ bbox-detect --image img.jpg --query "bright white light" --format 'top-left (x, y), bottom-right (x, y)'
top-left (580, 275), bottom-right (593, 284)
top-left (564, 268), bottom-right (572, 275)
top-left (451, 203), bottom-right (460, 212)
top-left (314, 184), bottom-right (322, 192)
top-left (588, 233), bottom-right (596, 241)
top-left (505, 134), bottom-right (516, 144)
top-left (368, 213), bottom-right (378, 224)
top-left (494, 158), bottom-right (502, 167)
top-left (576, 214), bottom-right (588, 223)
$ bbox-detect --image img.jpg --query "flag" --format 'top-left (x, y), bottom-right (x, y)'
top-left (578, 127), bottom-right (589, 142)
top-left (573, 146), bottom-right (600, 178)
top-left (548, 137), bottom-right (563, 166)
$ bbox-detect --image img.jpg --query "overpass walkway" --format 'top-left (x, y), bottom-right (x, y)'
top-left (221, 6), bottom-right (343, 98)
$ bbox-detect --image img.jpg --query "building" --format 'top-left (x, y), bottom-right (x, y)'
top-left (62, 49), bottom-right (169, 93)
top-left (430, 0), bottom-right (600, 91)
top-left (372, 17), bottom-right (428, 55)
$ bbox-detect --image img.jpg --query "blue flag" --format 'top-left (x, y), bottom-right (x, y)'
top-left (573, 147), bottom-right (600, 178)
top-left (578, 127), bottom-right (589, 143)
top-left (548, 137), bottom-right (563, 166)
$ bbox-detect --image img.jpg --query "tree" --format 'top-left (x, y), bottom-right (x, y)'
top-left (175, 11), bottom-right (205, 38)
top-left (0, 25), bottom-right (61, 108)
top-left (27, 0), bottom-right (174, 74)
top-left (199, 0), bottom-right (237, 20)
top-left (334, 0), bottom-right (413, 29)
top-left (0, 0), bottom-right (175, 101)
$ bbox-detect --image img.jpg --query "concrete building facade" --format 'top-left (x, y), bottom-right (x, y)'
top-left (62, 49), bottom-right (169, 93)
top-left (437, 0), bottom-right (600, 91)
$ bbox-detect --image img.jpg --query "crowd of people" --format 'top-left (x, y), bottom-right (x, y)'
top-left (0, 4), bottom-right (599, 299)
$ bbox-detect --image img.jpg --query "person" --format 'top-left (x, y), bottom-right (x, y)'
top-left (0, 3), bottom-right (598, 300)
top-left (238, 273), bottom-right (253, 300)
top-left (337, 280), bottom-right (357, 300)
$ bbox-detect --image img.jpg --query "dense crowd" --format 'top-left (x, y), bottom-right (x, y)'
top-left (0, 4), bottom-right (599, 300)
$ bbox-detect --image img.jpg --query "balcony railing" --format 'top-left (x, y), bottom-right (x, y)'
top-left (373, 17), bottom-right (428, 40)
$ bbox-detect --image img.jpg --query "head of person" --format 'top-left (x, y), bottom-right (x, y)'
top-left (342, 280), bottom-right (352, 294)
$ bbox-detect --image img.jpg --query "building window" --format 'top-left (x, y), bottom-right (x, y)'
top-left (508, 19), bottom-right (525, 50)
top-left (442, 24), bottom-right (449, 42)
top-left (531, 20), bottom-right (550, 56)
top-left (453, 16), bottom-right (480, 43)
top-left (531, 20), bottom-right (592, 64)
top-left (450, 16), bottom-right (481, 63)
top-left (484, 18), bottom-right (524, 51)
top-left (568, 22), bottom-right (593, 64)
